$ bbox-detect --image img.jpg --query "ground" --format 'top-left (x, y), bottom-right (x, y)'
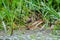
top-left (0, 29), bottom-right (60, 40)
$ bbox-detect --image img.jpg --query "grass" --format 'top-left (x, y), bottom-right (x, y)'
top-left (0, 0), bottom-right (60, 35)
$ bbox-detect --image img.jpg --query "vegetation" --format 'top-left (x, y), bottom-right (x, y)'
top-left (0, 0), bottom-right (60, 35)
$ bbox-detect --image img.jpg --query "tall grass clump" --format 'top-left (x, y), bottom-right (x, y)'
top-left (0, 0), bottom-right (60, 35)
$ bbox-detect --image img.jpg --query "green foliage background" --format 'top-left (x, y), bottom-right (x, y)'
top-left (0, 0), bottom-right (60, 30)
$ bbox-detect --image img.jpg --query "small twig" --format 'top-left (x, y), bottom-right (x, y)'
top-left (32, 21), bottom-right (39, 26)
top-left (31, 21), bottom-right (43, 30)
top-left (35, 22), bottom-right (43, 27)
